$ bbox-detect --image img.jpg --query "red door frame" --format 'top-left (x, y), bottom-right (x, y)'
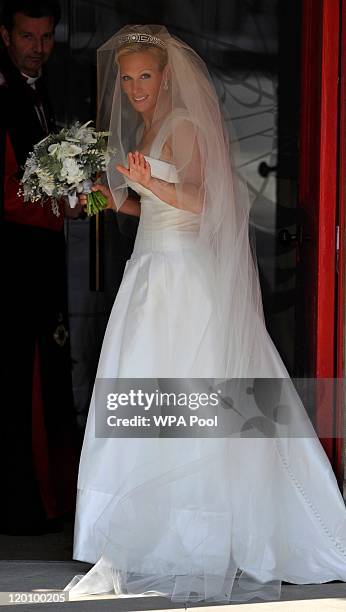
top-left (299, 0), bottom-right (344, 485)
top-left (336, 0), bottom-right (346, 486)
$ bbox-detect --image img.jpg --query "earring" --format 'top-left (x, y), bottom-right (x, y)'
top-left (163, 79), bottom-right (169, 90)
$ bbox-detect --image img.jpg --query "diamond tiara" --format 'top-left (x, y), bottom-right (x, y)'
top-left (117, 33), bottom-right (166, 49)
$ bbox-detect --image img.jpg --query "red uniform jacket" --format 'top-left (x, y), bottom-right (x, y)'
top-left (4, 133), bottom-right (64, 230)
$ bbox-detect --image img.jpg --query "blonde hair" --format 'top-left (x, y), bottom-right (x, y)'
top-left (116, 43), bottom-right (168, 71)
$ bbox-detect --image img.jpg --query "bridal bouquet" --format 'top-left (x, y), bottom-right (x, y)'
top-left (19, 121), bottom-right (110, 217)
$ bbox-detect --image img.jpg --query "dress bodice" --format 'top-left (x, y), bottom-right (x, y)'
top-left (125, 155), bottom-right (200, 227)
top-left (125, 155), bottom-right (201, 254)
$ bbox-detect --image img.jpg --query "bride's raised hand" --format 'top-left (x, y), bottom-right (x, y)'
top-left (116, 152), bottom-right (152, 189)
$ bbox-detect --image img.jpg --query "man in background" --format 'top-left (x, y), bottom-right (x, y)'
top-left (0, 0), bottom-right (78, 534)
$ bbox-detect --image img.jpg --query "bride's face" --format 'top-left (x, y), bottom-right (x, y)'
top-left (119, 50), bottom-right (164, 119)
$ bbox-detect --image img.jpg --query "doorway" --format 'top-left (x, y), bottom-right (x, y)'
top-left (51, 0), bottom-right (344, 479)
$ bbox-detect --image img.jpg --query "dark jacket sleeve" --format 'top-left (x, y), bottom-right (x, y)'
top-left (0, 78), bottom-right (64, 230)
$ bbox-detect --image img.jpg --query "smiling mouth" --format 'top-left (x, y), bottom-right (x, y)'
top-left (133, 96), bottom-right (148, 102)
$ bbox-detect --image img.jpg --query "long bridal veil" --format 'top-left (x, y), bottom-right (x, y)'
top-left (98, 24), bottom-right (267, 379)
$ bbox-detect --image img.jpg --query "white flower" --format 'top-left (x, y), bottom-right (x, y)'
top-left (66, 121), bottom-right (97, 145)
top-left (36, 168), bottom-right (55, 196)
top-left (48, 141), bottom-right (82, 159)
top-left (60, 157), bottom-right (85, 185)
top-left (48, 143), bottom-right (60, 156)
top-left (58, 141), bottom-right (83, 159)
top-left (74, 127), bottom-right (97, 144)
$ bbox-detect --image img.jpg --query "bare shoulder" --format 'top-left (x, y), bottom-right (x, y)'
top-left (160, 138), bottom-right (174, 163)
top-left (161, 113), bottom-right (195, 162)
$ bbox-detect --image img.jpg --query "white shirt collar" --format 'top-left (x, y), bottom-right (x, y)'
top-left (21, 70), bottom-right (41, 86)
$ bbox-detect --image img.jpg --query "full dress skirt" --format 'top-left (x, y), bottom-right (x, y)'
top-left (66, 157), bottom-right (346, 603)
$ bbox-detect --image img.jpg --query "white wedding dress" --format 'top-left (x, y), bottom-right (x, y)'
top-left (66, 132), bottom-right (346, 603)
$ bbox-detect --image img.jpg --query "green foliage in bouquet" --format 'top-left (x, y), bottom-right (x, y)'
top-left (20, 121), bottom-right (111, 216)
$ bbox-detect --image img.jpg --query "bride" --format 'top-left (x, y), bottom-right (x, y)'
top-left (66, 24), bottom-right (346, 603)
